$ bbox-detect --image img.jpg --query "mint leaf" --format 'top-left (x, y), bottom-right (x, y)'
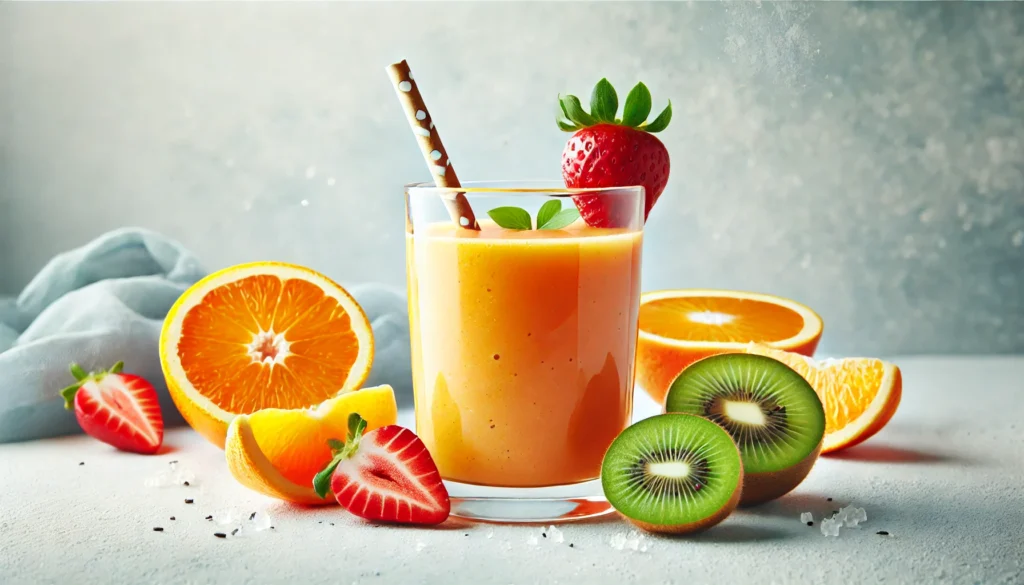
top-left (536, 200), bottom-right (561, 228)
top-left (313, 455), bottom-right (342, 499)
top-left (590, 78), bottom-right (618, 123)
top-left (622, 82), bottom-right (652, 127)
top-left (560, 94), bottom-right (597, 127)
top-left (539, 207), bottom-right (581, 230)
top-left (642, 100), bottom-right (673, 133)
top-left (487, 207), bottom-right (533, 230)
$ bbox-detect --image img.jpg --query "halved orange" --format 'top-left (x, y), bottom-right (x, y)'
top-left (225, 385), bottom-right (397, 504)
top-left (746, 344), bottom-right (901, 454)
top-left (636, 289), bottom-right (823, 403)
top-left (159, 262), bottom-right (374, 448)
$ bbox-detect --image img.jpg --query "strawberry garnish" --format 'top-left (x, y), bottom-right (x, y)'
top-left (60, 362), bottom-right (164, 454)
top-left (557, 78), bottom-right (672, 227)
top-left (313, 414), bottom-right (450, 526)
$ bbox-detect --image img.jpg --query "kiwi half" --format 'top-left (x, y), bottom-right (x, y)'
top-left (601, 413), bottom-right (743, 534)
top-left (665, 353), bottom-right (825, 506)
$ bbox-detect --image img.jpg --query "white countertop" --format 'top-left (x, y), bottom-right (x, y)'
top-left (2, 356), bottom-right (1023, 585)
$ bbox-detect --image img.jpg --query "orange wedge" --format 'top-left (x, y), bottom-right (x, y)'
top-left (636, 289), bottom-right (823, 404)
top-left (159, 262), bottom-right (374, 448)
top-left (225, 385), bottom-right (397, 504)
top-left (746, 344), bottom-right (902, 454)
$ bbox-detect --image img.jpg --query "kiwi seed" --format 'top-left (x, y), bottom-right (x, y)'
top-left (601, 413), bottom-right (743, 534)
top-left (665, 353), bottom-right (825, 506)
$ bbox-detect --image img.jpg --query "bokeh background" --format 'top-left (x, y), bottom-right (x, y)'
top-left (1, 1), bottom-right (1022, 356)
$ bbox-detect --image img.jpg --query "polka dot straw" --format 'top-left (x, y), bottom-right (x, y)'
top-left (387, 59), bottom-right (479, 230)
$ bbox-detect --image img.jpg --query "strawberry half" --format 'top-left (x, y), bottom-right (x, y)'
top-left (557, 78), bottom-right (672, 227)
top-left (313, 414), bottom-right (450, 526)
top-left (60, 362), bottom-right (164, 454)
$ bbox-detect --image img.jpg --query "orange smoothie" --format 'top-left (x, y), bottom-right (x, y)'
top-left (406, 220), bottom-right (643, 487)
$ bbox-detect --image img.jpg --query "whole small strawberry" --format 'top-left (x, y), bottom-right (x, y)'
top-left (314, 414), bottom-right (450, 526)
top-left (557, 78), bottom-right (672, 227)
top-left (61, 362), bottom-right (164, 454)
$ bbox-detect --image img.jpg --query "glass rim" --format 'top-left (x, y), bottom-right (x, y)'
top-left (405, 180), bottom-right (645, 196)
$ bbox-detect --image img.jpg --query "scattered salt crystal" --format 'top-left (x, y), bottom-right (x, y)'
top-left (820, 517), bottom-right (841, 537)
top-left (415, 540), bottom-right (427, 552)
top-left (250, 512), bottom-right (273, 532)
top-left (839, 505), bottom-right (867, 528)
top-left (639, 544), bottom-right (648, 553)
top-left (626, 538), bottom-right (640, 551)
top-left (547, 525), bottom-right (565, 544)
top-left (213, 509), bottom-right (238, 526)
top-left (485, 528), bottom-right (494, 539)
top-left (800, 512), bottom-right (814, 524)
top-left (144, 470), bottom-right (174, 488)
top-left (609, 533), bottom-right (627, 550)
top-left (526, 535), bottom-right (539, 546)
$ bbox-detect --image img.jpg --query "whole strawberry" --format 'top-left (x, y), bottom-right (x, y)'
top-left (557, 79), bottom-right (672, 227)
top-left (61, 361), bottom-right (164, 454)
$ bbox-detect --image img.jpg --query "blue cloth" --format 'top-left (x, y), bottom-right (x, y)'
top-left (0, 228), bottom-right (412, 443)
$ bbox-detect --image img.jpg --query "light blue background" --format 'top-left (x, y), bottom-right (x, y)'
top-left (1, 2), bottom-right (1022, 356)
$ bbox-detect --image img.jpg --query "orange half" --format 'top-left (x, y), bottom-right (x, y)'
top-left (636, 289), bottom-right (823, 403)
top-left (160, 262), bottom-right (374, 448)
top-left (746, 344), bottom-right (902, 453)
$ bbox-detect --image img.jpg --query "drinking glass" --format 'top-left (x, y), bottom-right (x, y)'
top-left (405, 181), bottom-right (644, 522)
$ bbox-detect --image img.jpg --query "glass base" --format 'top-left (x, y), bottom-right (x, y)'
top-left (446, 479), bottom-right (614, 523)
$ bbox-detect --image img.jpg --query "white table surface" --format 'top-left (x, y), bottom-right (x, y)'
top-left (2, 355), bottom-right (1023, 585)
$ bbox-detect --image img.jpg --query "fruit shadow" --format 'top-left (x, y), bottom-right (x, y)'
top-left (823, 443), bottom-right (971, 465)
top-left (691, 523), bottom-right (793, 543)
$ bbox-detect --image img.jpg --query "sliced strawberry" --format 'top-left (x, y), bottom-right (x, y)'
top-left (60, 362), bottom-right (164, 454)
top-left (314, 414), bottom-right (450, 526)
top-left (557, 79), bottom-right (672, 227)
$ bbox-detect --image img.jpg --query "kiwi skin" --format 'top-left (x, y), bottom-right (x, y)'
top-left (738, 441), bottom-right (821, 507)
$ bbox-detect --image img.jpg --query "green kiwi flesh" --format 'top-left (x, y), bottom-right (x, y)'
top-left (601, 413), bottom-right (743, 534)
top-left (664, 353), bottom-right (826, 506)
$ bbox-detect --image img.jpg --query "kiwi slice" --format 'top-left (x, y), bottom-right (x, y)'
top-left (665, 353), bottom-right (825, 506)
top-left (601, 413), bottom-right (743, 534)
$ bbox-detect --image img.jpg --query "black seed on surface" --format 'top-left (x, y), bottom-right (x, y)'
top-left (250, 512), bottom-right (257, 520)
top-left (205, 515), bottom-right (213, 521)
top-left (183, 481), bottom-right (190, 486)
top-left (542, 533), bottom-right (547, 538)
top-left (318, 521), bottom-right (322, 524)
top-left (169, 460), bottom-right (178, 465)
top-left (877, 531), bottom-right (890, 536)
top-left (832, 510), bottom-right (838, 515)
top-left (153, 527), bottom-right (164, 532)
top-left (232, 528), bottom-right (239, 536)
top-left (464, 533), bottom-right (468, 536)
top-left (806, 521), bottom-right (813, 526)
top-left (330, 523), bottom-right (335, 526)
top-left (185, 499), bottom-right (194, 504)
top-left (79, 462), bottom-right (85, 466)
top-left (827, 498), bottom-right (833, 502)
top-left (214, 533), bottom-right (226, 539)
top-left (170, 517), bottom-right (176, 521)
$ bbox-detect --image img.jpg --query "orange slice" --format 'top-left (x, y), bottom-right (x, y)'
top-left (636, 289), bottom-right (823, 403)
top-left (746, 344), bottom-right (902, 453)
top-left (159, 262), bottom-right (374, 448)
top-left (224, 385), bottom-right (397, 504)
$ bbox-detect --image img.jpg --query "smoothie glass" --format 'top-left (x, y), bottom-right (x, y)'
top-left (405, 181), bottom-right (644, 522)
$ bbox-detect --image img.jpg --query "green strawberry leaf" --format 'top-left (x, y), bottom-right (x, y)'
top-left (641, 100), bottom-right (673, 133)
top-left (313, 453), bottom-right (342, 499)
top-left (559, 94), bottom-right (597, 127)
top-left (621, 82), bottom-right (652, 127)
top-left (326, 438), bottom-right (346, 452)
top-left (590, 78), bottom-right (618, 123)
top-left (487, 207), bottom-right (533, 230)
top-left (536, 200), bottom-right (562, 228)
top-left (70, 363), bottom-right (88, 381)
top-left (539, 207), bottom-right (581, 230)
top-left (110, 361), bottom-right (124, 375)
top-left (557, 119), bottom-right (581, 132)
